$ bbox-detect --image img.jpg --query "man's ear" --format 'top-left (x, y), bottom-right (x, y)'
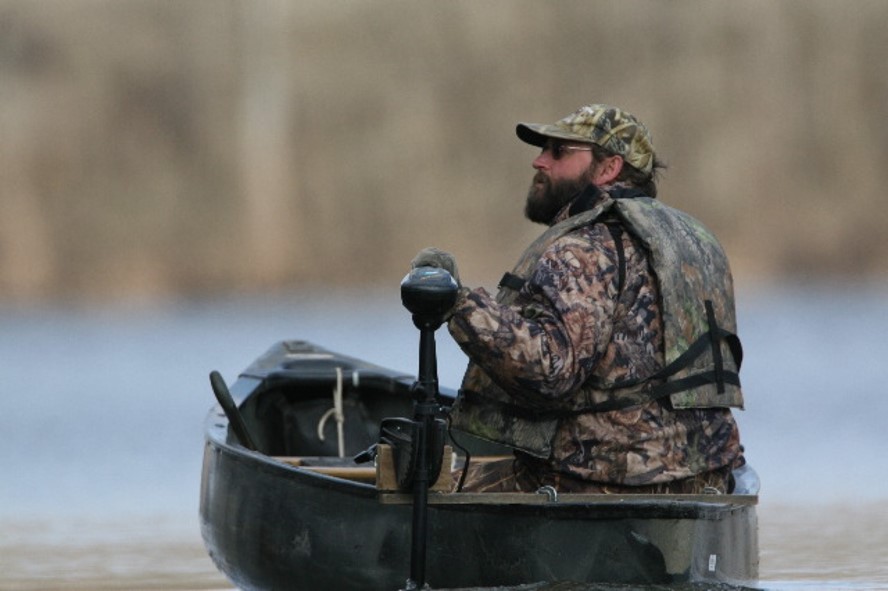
top-left (592, 155), bottom-right (624, 185)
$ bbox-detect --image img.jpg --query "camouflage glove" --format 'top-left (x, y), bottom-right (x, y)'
top-left (410, 247), bottom-right (461, 287)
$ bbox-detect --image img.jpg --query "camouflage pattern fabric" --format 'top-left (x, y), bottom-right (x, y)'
top-left (447, 185), bottom-right (744, 488)
top-left (454, 454), bottom-right (738, 494)
top-left (516, 104), bottom-right (656, 175)
top-left (612, 197), bottom-right (743, 410)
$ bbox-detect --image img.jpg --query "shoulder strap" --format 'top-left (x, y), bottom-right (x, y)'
top-left (498, 219), bottom-right (626, 297)
top-left (498, 186), bottom-right (645, 299)
top-left (495, 196), bottom-right (617, 304)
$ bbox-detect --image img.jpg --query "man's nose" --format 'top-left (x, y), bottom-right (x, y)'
top-left (533, 151), bottom-right (551, 170)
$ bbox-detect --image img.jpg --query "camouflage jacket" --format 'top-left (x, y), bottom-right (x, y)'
top-left (447, 186), bottom-right (744, 485)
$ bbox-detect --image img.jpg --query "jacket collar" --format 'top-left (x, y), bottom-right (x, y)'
top-left (554, 182), bottom-right (649, 224)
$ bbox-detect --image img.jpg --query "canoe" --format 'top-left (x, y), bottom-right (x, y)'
top-left (199, 340), bottom-right (760, 590)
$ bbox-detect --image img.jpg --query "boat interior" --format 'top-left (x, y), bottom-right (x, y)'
top-left (228, 352), bottom-right (759, 500)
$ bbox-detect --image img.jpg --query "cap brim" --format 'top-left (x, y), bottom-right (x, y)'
top-left (516, 123), bottom-right (594, 147)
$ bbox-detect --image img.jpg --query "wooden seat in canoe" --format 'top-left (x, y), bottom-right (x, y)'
top-left (273, 444), bottom-right (453, 491)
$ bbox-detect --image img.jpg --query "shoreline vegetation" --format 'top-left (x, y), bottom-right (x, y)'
top-left (2, 1), bottom-right (887, 305)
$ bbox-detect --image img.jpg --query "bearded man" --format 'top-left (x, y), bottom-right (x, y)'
top-left (412, 104), bottom-right (746, 494)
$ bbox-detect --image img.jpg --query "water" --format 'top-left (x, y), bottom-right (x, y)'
top-left (1, 283), bottom-right (887, 590)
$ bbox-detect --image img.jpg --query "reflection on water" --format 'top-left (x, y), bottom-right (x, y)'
top-left (1, 284), bottom-right (887, 590)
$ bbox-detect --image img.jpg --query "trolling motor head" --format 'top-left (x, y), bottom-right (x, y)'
top-left (400, 266), bottom-right (459, 330)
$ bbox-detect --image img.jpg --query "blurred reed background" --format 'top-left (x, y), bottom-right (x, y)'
top-left (2, 0), bottom-right (887, 307)
top-left (4, 4), bottom-right (888, 589)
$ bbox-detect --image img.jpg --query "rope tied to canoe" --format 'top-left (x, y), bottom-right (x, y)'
top-left (317, 367), bottom-right (346, 458)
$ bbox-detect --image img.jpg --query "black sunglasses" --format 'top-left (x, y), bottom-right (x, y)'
top-left (543, 142), bottom-right (593, 160)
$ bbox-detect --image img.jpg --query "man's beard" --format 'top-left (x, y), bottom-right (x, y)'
top-left (524, 172), bottom-right (590, 225)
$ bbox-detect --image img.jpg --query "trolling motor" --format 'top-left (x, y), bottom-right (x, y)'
top-left (395, 265), bottom-right (459, 590)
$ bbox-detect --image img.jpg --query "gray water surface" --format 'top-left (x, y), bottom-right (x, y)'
top-left (2, 283), bottom-right (887, 589)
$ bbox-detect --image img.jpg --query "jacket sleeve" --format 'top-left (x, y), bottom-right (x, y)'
top-left (447, 230), bottom-right (621, 404)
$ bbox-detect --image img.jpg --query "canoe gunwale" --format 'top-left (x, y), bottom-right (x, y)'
top-left (207, 406), bottom-right (758, 516)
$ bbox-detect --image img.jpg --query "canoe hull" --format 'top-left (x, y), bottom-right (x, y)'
top-left (200, 341), bottom-right (758, 590)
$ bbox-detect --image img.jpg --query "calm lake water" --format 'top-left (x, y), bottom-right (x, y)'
top-left (2, 282), bottom-right (887, 590)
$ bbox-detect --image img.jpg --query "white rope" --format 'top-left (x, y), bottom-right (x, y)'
top-left (316, 367), bottom-right (347, 458)
top-left (334, 367), bottom-right (345, 458)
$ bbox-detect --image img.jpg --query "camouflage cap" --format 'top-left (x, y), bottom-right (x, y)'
top-left (516, 104), bottom-right (656, 175)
